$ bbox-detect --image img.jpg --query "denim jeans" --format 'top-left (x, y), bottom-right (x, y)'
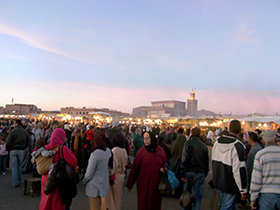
top-left (218, 191), bottom-right (237, 210)
top-left (0, 155), bottom-right (8, 173)
top-left (183, 172), bottom-right (205, 210)
top-left (258, 193), bottom-right (280, 210)
top-left (10, 150), bottom-right (24, 186)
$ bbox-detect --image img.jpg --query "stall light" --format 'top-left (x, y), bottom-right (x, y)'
top-left (129, 118), bottom-right (132, 121)
top-left (242, 121), bottom-right (245, 125)
top-left (258, 123), bottom-right (262, 127)
top-left (175, 119), bottom-right (178, 122)
top-left (264, 123), bottom-right (267, 127)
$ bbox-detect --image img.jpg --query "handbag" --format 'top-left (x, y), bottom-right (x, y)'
top-left (56, 145), bottom-right (79, 184)
top-left (35, 146), bottom-right (59, 175)
top-left (166, 164), bottom-right (180, 190)
top-left (158, 172), bottom-right (172, 195)
top-left (44, 145), bottom-right (79, 201)
top-left (179, 190), bottom-right (194, 208)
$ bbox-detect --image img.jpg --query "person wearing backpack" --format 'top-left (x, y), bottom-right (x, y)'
top-left (40, 128), bottom-right (77, 210)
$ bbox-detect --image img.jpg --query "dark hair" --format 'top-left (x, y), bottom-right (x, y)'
top-left (186, 128), bottom-right (191, 136)
top-left (112, 133), bottom-right (125, 148)
top-left (91, 131), bottom-right (107, 152)
top-left (191, 127), bottom-right (201, 137)
top-left (255, 129), bottom-right (262, 135)
top-left (178, 128), bottom-right (184, 134)
top-left (157, 135), bottom-right (164, 142)
top-left (15, 119), bottom-right (22, 126)
top-left (229, 120), bottom-right (241, 134)
top-left (249, 132), bottom-right (258, 142)
top-left (89, 125), bottom-right (95, 130)
top-left (51, 120), bottom-right (59, 126)
top-left (35, 139), bottom-right (45, 149)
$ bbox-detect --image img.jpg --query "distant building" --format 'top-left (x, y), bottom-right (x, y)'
top-left (187, 91), bottom-right (198, 116)
top-left (132, 100), bottom-right (187, 118)
top-left (2, 104), bottom-right (41, 115)
top-left (132, 90), bottom-right (219, 118)
top-left (60, 107), bottom-right (130, 118)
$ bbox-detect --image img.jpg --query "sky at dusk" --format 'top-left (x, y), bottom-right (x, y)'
top-left (1, 0), bottom-right (280, 115)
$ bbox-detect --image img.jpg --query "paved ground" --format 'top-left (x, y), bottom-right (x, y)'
top-left (0, 146), bottom-right (250, 210)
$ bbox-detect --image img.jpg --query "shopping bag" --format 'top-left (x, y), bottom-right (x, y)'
top-left (166, 164), bottom-right (180, 190)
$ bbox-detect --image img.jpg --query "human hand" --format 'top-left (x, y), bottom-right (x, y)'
top-left (181, 177), bottom-right (187, 183)
top-left (241, 193), bottom-right (247, 201)
top-left (127, 188), bottom-right (131, 192)
top-left (160, 167), bottom-right (167, 173)
top-left (250, 202), bottom-right (257, 209)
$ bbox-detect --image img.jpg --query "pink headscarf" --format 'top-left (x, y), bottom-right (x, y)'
top-left (45, 128), bottom-right (66, 150)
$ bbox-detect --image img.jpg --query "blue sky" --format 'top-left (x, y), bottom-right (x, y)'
top-left (1, 0), bottom-right (280, 115)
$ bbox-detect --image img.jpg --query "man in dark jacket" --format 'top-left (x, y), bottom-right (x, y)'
top-left (180, 127), bottom-right (209, 210)
top-left (6, 119), bottom-right (29, 187)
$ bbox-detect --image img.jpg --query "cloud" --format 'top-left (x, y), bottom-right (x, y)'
top-left (0, 22), bottom-right (68, 57)
top-left (0, 22), bottom-right (125, 69)
top-left (232, 23), bottom-right (257, 43)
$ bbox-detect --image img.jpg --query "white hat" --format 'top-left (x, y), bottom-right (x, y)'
top-left (111, 121), bottom-right (120, 129)
top-left (261, 130), bottom-right (276, 143)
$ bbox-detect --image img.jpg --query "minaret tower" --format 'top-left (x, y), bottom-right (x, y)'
top-left (187, 88), bottom-right (198, 116)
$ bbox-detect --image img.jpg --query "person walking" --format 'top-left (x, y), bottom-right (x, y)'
top-left (212, 120), bottom-right (247, 210)
top-left (102, 133), bottom-right (128, 210)
top-left (180, 127), bottom-right (209, 210)
top-left (82, 131), bottom-right (112, 210)
top-left (5, 119), bottom-right (29, 187)
top-left (250, 130), bottom-right (280, 210)
top-left (126, 132), bottom-right (168, 210)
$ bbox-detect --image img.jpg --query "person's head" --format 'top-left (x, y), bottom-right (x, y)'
top-left (229, 120), bottom-right (241, 135)
top-left (178, 128), bottom-right (184, 134)
top-left (143, 132), bottom-right (158, 152)
top-left (35, 139), bottom-right (45, 149)
top-left (49, 128), bottom-right (66, 147)
top-left (15, 119), bottom-right (22, 126)
top-left (91, 130), bottom-right (107, 152)
top-left (76, 123), bottom-right (83, 130)
top-left (255, 129), bottom-right (262, 138)
top-left (51, 120), bottom-right (59, 130)
top-left (112, 133), bottom-right (125, 148)
top-left (248, 132), bottom-right (259, 146)
top-left (111, 121), bottom-right (120, 131)
top-left (89, 125), bottom-right (95, 131)
top-left (143, 132), bottom-right (151, 147)
top-left (191, 127), bottom-right (201, 138)
top-left (0, 140), bottom-right (5, 145)
top-left (261, 130), bottom-right (277, 144)
top-left (137, 127), bottom-right (142, 135)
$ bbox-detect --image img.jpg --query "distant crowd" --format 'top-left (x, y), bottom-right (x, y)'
top-left (1, 117), bottom-right (280, 210)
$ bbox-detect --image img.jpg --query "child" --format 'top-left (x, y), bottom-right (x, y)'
top-left (0, 140), bottom-right (8, 175)
top-left (31, 139), bottom-right (58, 175)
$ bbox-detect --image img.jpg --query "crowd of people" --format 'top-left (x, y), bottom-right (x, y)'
top-left (1, 117), bottom-right (280, 209)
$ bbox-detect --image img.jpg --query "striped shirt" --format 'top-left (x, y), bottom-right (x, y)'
top-left (250, 143), bottom-right (280, 202)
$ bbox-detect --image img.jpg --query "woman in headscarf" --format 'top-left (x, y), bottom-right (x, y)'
top-left (82, 130), bottom-right (112, 210)
top-left (101, 133), bottom-right (128, 210)
top-left (40, 128), bottom-right (77, 210)
top-left (169, 128), bottom-right (186, 198)
top-left (71, 123), bottom-right (83, 172)
top-left (126, 132), bottom-right (168, 210)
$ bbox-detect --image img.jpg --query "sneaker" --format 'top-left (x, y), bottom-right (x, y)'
top-left (13, 184), bottom-right (19, 188)
top-left (3, 172), bottom-right (6, 175)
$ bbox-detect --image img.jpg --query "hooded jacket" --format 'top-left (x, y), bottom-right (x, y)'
top-left (212, 134), bottom-right (247, 194)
